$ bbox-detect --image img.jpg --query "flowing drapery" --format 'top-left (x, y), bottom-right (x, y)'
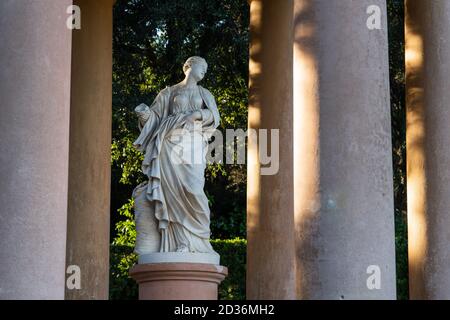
top-left (133, 86), bottom-right (220, 254)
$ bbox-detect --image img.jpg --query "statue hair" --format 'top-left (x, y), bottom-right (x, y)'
top-left (183, 56), bottom-right (207, 73)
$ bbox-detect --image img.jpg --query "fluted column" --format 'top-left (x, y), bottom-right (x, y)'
top-left (293, 0), bottom-right (396, 299)
top-left (0, 0), bottom-right (73, 299)
top-left (405, 0), bottom-right (450, 300)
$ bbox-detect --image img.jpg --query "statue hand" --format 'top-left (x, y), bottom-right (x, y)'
top-left (135, 103), bottom-right (150, 120)
top-left (184, 110), bottom-right (202, 124)
top-left (135, 103), bottom-right (151, 130)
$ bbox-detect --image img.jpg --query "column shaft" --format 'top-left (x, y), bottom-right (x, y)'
top-left (65, 0), bottom-right (114, 299)
top-left (247, 0), bottom-right (297, 299)
top-left (0, 0), bottom-right (73, 299)
top-left (293, 0), bottom-right (396, 299)
top-left (405, 0), bottom-right (450, 299)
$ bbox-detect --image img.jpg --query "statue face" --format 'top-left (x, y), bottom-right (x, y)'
top-left (187, 62), bottom-right (207, 82)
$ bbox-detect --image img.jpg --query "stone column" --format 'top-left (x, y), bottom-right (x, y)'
top-left (247, 0), bottom-right (297, 299)
top-left (294, 0), bottom-right (396, 299)
top-left (405, 0), bottom-right (450, 299)
top-left (293, 0), bottom-right (396, 299)
top-left (0, 0), bottom-right (73, 299)
top-left (65, 0), bottom-right (114, 300)
top-left (247, 0), bottom-right (396, 299)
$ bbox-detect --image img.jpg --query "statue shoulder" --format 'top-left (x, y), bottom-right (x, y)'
top-left (198, 86), bottom-right (215, 101)
top-left (159, 86), bottom-right (172, 97)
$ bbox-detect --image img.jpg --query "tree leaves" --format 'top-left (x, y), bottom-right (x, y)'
top-left (111, 0), bottom-right (250, 242)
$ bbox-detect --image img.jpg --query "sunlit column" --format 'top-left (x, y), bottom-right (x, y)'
top-left (405, 0), bottom-right (450, 300)
top-left (0, 0), bottom-right (73, 299)
top-left (247, 0), bottom-right (297, 299)
top-left (293, 0), bottom-right (396, 299)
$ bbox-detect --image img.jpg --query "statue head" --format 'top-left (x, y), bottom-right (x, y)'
top-left (183, 56), bottom-right (208, 82)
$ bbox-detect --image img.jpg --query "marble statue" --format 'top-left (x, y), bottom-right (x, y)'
top-left (132, 56), bottom-right (221, 264)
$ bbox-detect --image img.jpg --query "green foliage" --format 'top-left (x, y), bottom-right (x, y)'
top-left (109, 239), bottom-right (246, 300)
top-left (395, 210), bottom-right (408, 300)
top-left (387, 0), bottom-right (408, 300)
top-left (110, 245), bottom-right (138, 300)
top-left (211, 238), bottom-right (247, 300)
top-left (111, 136), bottom-right (145, 186)
top-left (112, 198), bottom-right (136, 246)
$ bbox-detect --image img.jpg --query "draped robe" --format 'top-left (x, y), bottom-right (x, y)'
top-left (133, 85), bottom-right (220, 254)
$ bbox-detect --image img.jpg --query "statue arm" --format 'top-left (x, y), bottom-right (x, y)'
top-left (199, 87), bottom-right (220, 129)
top-left (133, 87), bottom-right (170, 151)
top-left (134, 103), bottom-right (151, 131)
top-left (200, 108), bottom-right (214, 126)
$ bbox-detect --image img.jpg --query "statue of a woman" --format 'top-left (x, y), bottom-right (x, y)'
top-left (132, 56), bottom-right (220, 263)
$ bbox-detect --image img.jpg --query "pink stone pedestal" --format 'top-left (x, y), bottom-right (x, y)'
top-left (129, 263), bottom-right (228, 300)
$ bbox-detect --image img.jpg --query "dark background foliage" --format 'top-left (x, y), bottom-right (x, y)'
top-left (111, 0), bottom-right (249, 243)
top-left (387, 0), bottom-right (408, 300)
top-left (110, 0), bottom-right (408, 300)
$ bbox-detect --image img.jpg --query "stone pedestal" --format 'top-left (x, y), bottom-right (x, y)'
top-left (130, 263), bottom-right (228, 300)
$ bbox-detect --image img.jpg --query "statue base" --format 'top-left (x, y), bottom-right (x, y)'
top-left (138, 252), bottom-right (220, 264)
top-left (129, 263), bottom-right (228, 300)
